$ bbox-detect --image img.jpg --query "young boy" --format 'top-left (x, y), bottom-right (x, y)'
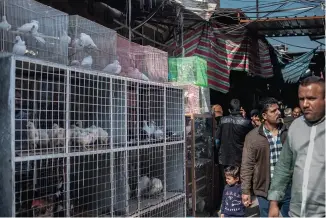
top-left (220, 166), bottom-right (245, 217)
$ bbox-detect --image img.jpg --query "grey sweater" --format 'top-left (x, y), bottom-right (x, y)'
top-left (268, 116), bottom-right (325, 217)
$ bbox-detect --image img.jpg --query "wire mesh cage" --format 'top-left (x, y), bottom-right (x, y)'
top-left (68, 15), bottom-right (117, 71)
top-left (0, 0), bottom-right (69, 64)
top-left (117, 35), bottom-right (168, 82)
top-left (0, 55), bottom-right (186, 217)
top-left (185, 114), bottom-right (214, 217)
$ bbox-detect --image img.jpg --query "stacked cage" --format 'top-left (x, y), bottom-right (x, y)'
top-left (185, 114), bottom-right (214, 216)
top-left (117, 35), bottom-right (168, 82)
top-left (0, 0), bottom-right (69, 64)
top-left (0, 55), bottom-right (186, 217)
top-left (68, 15), bottom-right (117, 71)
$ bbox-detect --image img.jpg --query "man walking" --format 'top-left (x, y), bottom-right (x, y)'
top-left (268, 76), bottom-right (325, 217)
top-left (216, 99), bottom-right (252, 169)
top-left (241, 97), bottom-right (291, 217)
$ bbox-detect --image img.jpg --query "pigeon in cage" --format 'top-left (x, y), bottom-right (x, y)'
top-left (60, 31), bottom-right (71, 45)
top-left (70, 60), bottom-right (80, 66)
top-left (126, 67), bottom-right (149, 81)
top-left (12, 36), bottom-right (26, 56)
top-left (0, 15), bottom-right (11, 31)
top-left (81, 55), bottom-right (93, 69)
top-left (138, 175), bottom-right (151, 195)
top-left (142, 120), bottom-right (156, 139)
top-left (154, 126), bottom-right (164, 140)
top-left (48, 123), bottom-right (65, 148)
top-left (103, 60), bottom-right (122, 75)
top-left (32, 31), bottom-right (46, 45)
top-left (147, 178), bottom-right (163, 196)
top-left (17, 20), bottom-right (39, 33)
top-left (76, 33), bottom-right (98, 49)
top-left (27, 121), bottom-right (40, 150)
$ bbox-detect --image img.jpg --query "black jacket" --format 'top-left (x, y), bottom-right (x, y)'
top-left (283, 116), bottom-right (295, 129)
top-left (216, 114), bottom-right (253, 166)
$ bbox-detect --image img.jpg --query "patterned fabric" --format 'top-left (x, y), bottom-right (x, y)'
top-left (166, 22), bottom-right (273, 93)
top-left (263, 126), bottom-right (283, 178)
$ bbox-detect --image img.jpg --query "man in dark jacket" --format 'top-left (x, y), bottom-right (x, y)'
top-left (216, 99), bottom-right (252, 168)
top-left (241, 97), bottom-right (291, 217)
top-left (283, 108), bottom-right (295, 129)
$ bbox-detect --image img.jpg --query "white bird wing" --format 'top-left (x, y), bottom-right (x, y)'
top-left (33, 35), bottom-right (46, 44)
top-left (17, 22), bottom-right (37, 33)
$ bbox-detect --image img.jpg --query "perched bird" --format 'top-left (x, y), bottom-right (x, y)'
top-left (38, 128), bottom-right (50, 148)
top-left (126, 67), bottom-right (149, 81)
top-left (60, 31), bottom-right (71, 44)
top-left (79, 33), bottom-right (97, 49)
top-left (81, 56), bottom-right (93, 69)
top-left (27, 121), bottom-right (39, 150)
top-left (12, 36), bottom-right (26, 55)
top-left (142, 120), bottom-right (156, 139)
top-left (147, 178), bottom-right (163, 196)
top-left (154, 127), bottom-right (164, 140)
top-left (32, 31), bottom-right (46, 44)
top-left (70, 60), bottom-right (80, 66)
top-left (0, 15), bottom-right (11, 31)
top-left (97, 127), bottom-right (109, 145)
top-left (138, 176), bottom-right (151, 195)
top-left (17, 20), bottom-right (39, 33)
top-left (31, 199), bottom-right (54, 217)
top-left (48, 123), bottom-right (65, 148)
top-left (102, 60), bottom-right (121, 74)
top-left (76, 131), bottom-right (96, 150)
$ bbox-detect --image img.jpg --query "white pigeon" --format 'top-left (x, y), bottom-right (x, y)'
top-left (60, 31), bottom-right (71, 44)
top-left (97, 127), bottom-right (109, 145)
top-left (70, 60), bottom-right (80, 66)
top-left (142, 120), bottom-right (156, 139)
top-left (79, 33), bottom-right (97, 49)
top-left (102, 60), bottom-right (121, 74)
top-left (81, 56), bottom-right (93, 69)
top-left (0, 15), bottom-right (11, 31)
top-left (72, 38), bottom-right (83, 50)
top-left (17, 20), bottom-right (39, 33)
top-left (32, 31), bottom-right (45, 44)
top-left (12, 36), bottom-right (26, 55)
top-left (147, 178), bottom-right (163, 196)
top-left (27, 121), bottom-right (39, 150)
top-left (154, 127), bottom-right (164, 140)
top-left (138, 176), bottom-right (151, 195)
top-left (126, 67), bottom-right (149, 81)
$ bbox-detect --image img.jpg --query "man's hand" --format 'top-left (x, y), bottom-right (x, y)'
top-left (220, 214), bottom-right (224, 218)
top-left (240, 107), bottom-right (246, 118)
top-left (242, 194), bottom-right (251, 207)
top-left (269, 201), bottom-right (280, 217)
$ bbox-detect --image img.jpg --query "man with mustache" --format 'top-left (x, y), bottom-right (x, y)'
top-left (268, 76), bottom-right (325, 217)
top-left (241, 97), bottom-right (291, 217)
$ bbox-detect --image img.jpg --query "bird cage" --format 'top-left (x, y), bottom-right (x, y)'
top-left (68, 15), bottom-right (117, 71)
top-left (0, 54), bottom-right (186, 217)
top-left (185, 114), bottom-right (215, 217)
top-left (0, 0), bottom-right (69, 64)
top-left (117, 35), bottom-right (168, 82)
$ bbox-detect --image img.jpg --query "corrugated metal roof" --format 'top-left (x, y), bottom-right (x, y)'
top-left (242, 16), bottom-right (325, 37)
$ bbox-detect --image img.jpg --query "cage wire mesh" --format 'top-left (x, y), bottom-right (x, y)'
top-left (7, 55), bottom-right (186, 217)
top-left (68, 15), bottom-right (117, 71)
top-left (69, 71), bottom-right (111, 152)
top-left (15, 158), bottom-right (67, 217)
top-left (117, 35), bottom-right (168, 82)
top-left (0, 0), bottom-right (69, 64)
top-left (15, 60), bottom-right (67, 157)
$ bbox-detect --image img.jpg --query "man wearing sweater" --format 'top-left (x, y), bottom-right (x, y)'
top-left (268, 76), bottom-right (325, 217)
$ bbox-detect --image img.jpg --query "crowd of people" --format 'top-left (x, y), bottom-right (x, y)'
top-left (213, 76), bottom-right (325, 217)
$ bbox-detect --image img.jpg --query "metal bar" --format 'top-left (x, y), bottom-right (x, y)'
top-left (128, 0), bottom-right (132, 41)
top-left (240, 15), bottom-right (325, 23)
top-left (256, 0), bottom-right (259, 19)
top-left (190, 114), bottom-right (196, 217)
top-left (14, 140), bottom-right (186, 162)
top-left (163, 87), bottom-right (167, 200)
top-left (257, 25), bottom-right (324, 31)
top-left (10, 56), bottom-right (16, 217)
top-left (109, 77), bottom-right (114, 218)
top-left (124, 80), bottom-right (129, 215)
top-left (136, 82), bottom-right (140, 214)
top-left (65, 69), bottom-right (71, 217)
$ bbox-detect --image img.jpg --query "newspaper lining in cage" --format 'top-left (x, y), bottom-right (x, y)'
top-left (117, 35), bottom-right (168, 82)
top-left (0, 0), bottom-right (69, 64)
top-left (68, 15), bottom-right (117, 71)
